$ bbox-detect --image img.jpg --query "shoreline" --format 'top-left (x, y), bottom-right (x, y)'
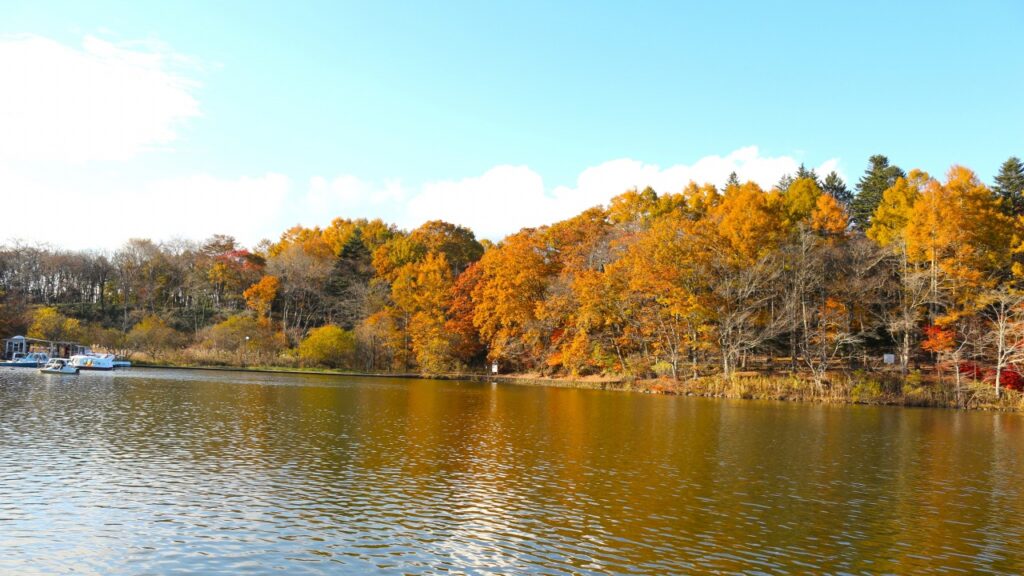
top-left (129, 363), bottom-right (1024, 412)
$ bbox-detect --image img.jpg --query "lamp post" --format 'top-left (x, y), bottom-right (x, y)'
top-left (243, 335), bottom-right (250, 367)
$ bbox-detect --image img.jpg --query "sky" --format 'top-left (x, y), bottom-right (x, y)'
top-left (1, 0), bottom-right (1022, 250)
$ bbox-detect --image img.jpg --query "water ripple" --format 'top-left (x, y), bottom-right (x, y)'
top-left (1, 368), bottom-right (1022, 574)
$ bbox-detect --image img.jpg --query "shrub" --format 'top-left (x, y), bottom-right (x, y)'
top-left (201, 314), bottom-right (285, 363)
top-left (999, 368), bottom-right (1023, 392)
top-left (651, 361), bottom-right (675, 378)
top-left (298, 324), bottom-right (355, 368)
top-left (851, 379), bottom-right (883, 403)
top-left (957, 361), bottom-right (984, 380)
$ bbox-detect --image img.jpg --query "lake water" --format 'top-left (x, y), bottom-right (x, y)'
top-left (0, 368), bottom-right (1022, 574)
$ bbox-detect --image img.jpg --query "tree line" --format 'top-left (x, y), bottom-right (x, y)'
top-left (2, 155), bottom-right (1024, 397)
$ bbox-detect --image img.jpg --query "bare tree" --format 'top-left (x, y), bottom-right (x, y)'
top-left (709, 252), bottom-right (787, 379)
top-left (984, 288), bottom-right (1024, 398)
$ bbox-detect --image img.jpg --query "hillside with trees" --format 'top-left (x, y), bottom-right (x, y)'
top-left (3, 155), bottom-right (1024, 406)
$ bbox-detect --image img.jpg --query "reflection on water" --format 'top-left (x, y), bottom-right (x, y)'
top-left (0, 368), bottom-right (1022, 574)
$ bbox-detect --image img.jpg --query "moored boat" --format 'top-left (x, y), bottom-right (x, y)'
top-left (69, 353), bottom-right (116, 371)
top-left (40, 358), bottom-right (79, 375)
top-left (0, 352), bottom-right (51, 368)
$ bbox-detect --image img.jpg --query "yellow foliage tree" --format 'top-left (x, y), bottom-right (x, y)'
top-left (867, 170), bottom-right (931, 248)
top-left (389, 252), bottom-right (457, 372)
top-left (783, 177), bottom-right (823, 226)
top-left (298, 324), bottom-right (355, 368)
top-left (127, 315), bottom-right (183, 359)
top-left (710, 181), bottom-right (787, 263)
top-left (905, 166), bottom-right (1015, 323)
top-left (28, 307), bottom-right (82, 342)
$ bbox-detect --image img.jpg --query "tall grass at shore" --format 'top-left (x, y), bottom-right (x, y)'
top-left (640, 372), bottom-right (1024, 411)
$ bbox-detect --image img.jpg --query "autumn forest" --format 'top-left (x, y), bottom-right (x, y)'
top-left (3, 155), bottom-right (1024, 405)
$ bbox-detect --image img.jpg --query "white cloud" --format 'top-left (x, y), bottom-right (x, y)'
top-left (126, 173), bottom-right (292, 245)
top-left (2, 143), bottom-right (840, 250)
top-left (1, 170), bottom-right (291, 250)
top-left (289, 147), bottom-right (842, 242)
top-left (403, 166), bottom-right (549, 239)
top-left (0, 34), bottom-right (199, 164)
top-left (307, 175), bottom-right (405, 218)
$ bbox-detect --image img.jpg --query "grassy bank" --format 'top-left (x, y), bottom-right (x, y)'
top-left (464, 371), bottom-right (1024, 411)
top-left (632, 372), bottom-right (1024, 412)
top-left (130, 360), bottom-right (1024, 412)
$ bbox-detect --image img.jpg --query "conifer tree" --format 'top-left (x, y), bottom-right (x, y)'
top-left (724, 171), bottom-right (741, 190)
top-left (850, 155), bottom-right (904, 229)
top-left (993, 156), bottom-right (1024, 216)
top-left (794, 163), bottom-right (820, 186)
top-left (822, 171), bottom-right (852, 207)
top-left (326, 229), bottom-right (374, 329)
top-left (775, 173), bottom-right (794, 193)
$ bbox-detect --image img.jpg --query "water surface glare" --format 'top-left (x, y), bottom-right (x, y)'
top-left (1, 368), bottom-right (1022, 574)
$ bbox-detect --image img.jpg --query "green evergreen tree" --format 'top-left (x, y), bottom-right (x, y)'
top-left (794, 163), bottom-right (820, 186)
top-left (850, 154), bottom-right (904, 229)
top-left (822, 171), bottom-right (853, 207)
top-left (325, 229), bottom-right (374, 329)
top-left (775, 173), bottom-right (794, 193)
top-left (725, 171), bottom-right (741, 190)
top-left (993, 156), bottom-right (1024, 216)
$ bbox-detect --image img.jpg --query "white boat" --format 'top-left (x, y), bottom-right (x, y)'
top-left (40, 358), bottom-right (79, 375)
top-left (69, 353), bottom-right (116, 371)
top-left (0, 351), bottom-right (51, 368)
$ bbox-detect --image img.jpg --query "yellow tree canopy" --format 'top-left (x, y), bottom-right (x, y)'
top-left (783, 177), bottom-right (823, 226)
top-left (905, 166), bottom-right (1016, 320)
top-left (710, 181), bottom-right (787, 263)
top-left (867, 169), bottom-right (931, 248)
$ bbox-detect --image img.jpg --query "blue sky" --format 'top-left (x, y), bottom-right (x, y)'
top-left (1, 1), bottom-right (1021, 248)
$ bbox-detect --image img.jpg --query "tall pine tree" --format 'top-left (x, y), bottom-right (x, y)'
top-left (724, 171), bottom-right (741, 190)
top-left (794, 163), bottom-right (820, 186)
top-left (775, 173), bottom-right (794, 192)
top-left (822, 171), bottom-right (852, 207)
top-left (993, 156), bottom-right (1024, 216)
top-left (850, 154), bottom-right (904, 229)
top-left (325, 229), bottom-right (374, 330)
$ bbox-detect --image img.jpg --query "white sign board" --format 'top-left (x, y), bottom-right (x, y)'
top-left (883, 354), bottom-right (895, 365)
top-left (491, 362), bottom-right (499, 374)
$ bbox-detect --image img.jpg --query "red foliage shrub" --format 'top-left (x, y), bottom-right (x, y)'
top-left (1000, 368), bottom-right (1024, 391)
top-left (957, 361), bottom-right (984, 379)
top-left (957, 362), bottom-right (1024, 391)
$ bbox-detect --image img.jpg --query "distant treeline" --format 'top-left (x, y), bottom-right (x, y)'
top-left (2, 155), bottom-right (1024, 396)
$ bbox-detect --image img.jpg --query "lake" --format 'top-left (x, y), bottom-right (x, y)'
top-left (1, 368), bottom-right (1022, 574)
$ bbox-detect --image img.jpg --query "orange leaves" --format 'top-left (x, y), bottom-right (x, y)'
top-left (372, 220), bottom-right (482, 281)
top-left (904, 166), bottom-right (1014, 314)
top-left (710, 181), bottom-right (787, 264)
top-left (243, 275), bottom-right (279, 320)
top-left (445, 262), bottom-right (484, 364)
top-left (391, 252), bottom-right (453, 316)
top-left (922, 325), bottom-right (956, 354)
top-left (810, 193), bottom-right (849, 236)
top-left (272, 219), bottom-right (395, 259)
top-left (471, 230), bottom-right (553, 365)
